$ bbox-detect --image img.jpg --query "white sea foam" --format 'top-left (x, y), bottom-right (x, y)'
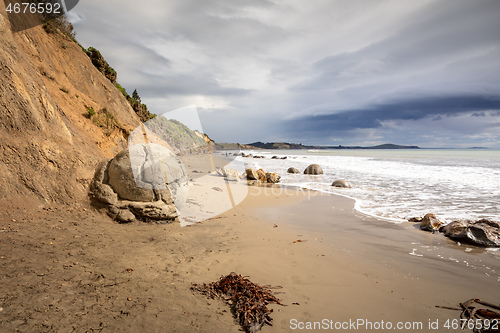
top-left (233, 149), bottom-right (500, 223)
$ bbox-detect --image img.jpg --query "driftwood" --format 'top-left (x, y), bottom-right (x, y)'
top-left (191, 272), bottom-right (283, 332)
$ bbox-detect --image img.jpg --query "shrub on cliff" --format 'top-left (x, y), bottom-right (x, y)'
top-left (113, 84), bottom-right (155, 122)
top-left (132, 89), bottom-right (141, 103)
top-left (43, 16), bottom-right (75, 39)
top-left (41, 1), bottom-right (75, 40)
top-left (84, 47), bottom-right (117, 83)
top-left (84, 48), bottom-right (155, 122)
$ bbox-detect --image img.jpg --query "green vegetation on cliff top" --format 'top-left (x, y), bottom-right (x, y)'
top-left (144, 117), bottom-right (207, 153)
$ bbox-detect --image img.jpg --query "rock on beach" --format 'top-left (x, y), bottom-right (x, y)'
top-left (304, 164), bottom-right (323, 175)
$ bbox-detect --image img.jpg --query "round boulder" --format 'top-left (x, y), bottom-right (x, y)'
top-left (331, 179), bottom-right (352, 188)
top-left (107, 144), bottom-right (188, 207)
top-left (304, 164), bottom-right (323, 175)
top-left (107, 148), bottom-right (155, 202)
top-left (419, 213), bottom-right (443, 232)
top-left (287, 167), bottom-right (300, 174)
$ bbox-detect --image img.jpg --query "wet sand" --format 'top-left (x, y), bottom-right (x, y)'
top-left (256, 192), bottom-right (500, 330)
top-left (1, 166), bottom-right (499, 332)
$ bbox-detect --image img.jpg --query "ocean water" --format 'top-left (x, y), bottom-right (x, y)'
top-left (233, 149), bottom-right (500, 224)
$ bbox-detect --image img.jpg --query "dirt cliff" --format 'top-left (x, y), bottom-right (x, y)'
top-left (0, 4), bottom-right (142, 207)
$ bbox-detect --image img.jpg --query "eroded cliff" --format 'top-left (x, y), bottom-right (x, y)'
top-left (0, 5), bottom-right (142, 206)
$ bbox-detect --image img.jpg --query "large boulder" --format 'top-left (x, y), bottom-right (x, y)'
top-left (127, 201), bottom-right (177, 222)
top-left (89, 144), bottom-right (184, 223)
top-left (256, 169), bottom-right (267, 182)
top-left (266, 172), bottom-right (281, 183)
top-left (107, 144), bottom-right (187, 204)
top-left (419, 213), bottom-right (443, 232)
top-left (331, 179), bottom-right (352, 188)
top-left (304, 164), bottom-right (323, 175)
top-left (89, 160), bottom-right (118, 205)
top-left (287, 167), bottom-right (300, 174)
top-left (443, 219), bottom-right (500, 247)
top-left (441, 220), bottom-right (469, 240)
top-left (216, 167), bottom-right (241, 181)
top-left (245, 168), bottom-right (259, 180)
top-left (245, 168), bottom-right (280, 184)
top-left (107, 149), bottom-right (155, 202)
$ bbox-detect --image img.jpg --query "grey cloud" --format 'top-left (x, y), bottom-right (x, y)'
top-left (70, 0), bottom-right (500, 147)
top-left (472, 112), bottom-right (486, 117)
top-left (287, 95), bottom-right (500, 129)
top-left (290, 0), bottom-right (500, 116)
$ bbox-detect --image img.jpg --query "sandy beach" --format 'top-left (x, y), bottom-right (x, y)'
top-left (2, 160), bottom-right (499, 333)
top-left (2, 2), bottom-right (499, 332)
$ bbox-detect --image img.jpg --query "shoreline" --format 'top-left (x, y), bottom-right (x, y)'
top-left (1, 181), bottom-right (500, 332)
top-left (229, 149), bottom-right (500, 223)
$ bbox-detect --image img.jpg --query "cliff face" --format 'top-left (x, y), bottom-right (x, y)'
top-left (0, 6), bottom-right (142, 206)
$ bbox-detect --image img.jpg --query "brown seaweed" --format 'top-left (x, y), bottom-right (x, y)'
top-left (191, 272), bottom-right (283, 332)
top-left (437, 299), bottom-right (500, 333)
top-left (458, 299), bottom-right (500, 333)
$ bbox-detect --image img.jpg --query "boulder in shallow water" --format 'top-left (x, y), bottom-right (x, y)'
top-left (266, 172), bottom-right (281, 183)
top-left (443, 219), bottom-right (500, 247)
top-left (256, 169), bottom-right (267, 182)
top-left (467, 221), bottom-right (500, 247)
top-left (287, 167), bottom-right (300, 174)
top-left (419, 213), bottom-right (443, 232)
top-left (304, 164), bottom-right (323, 175)
top-left (245, 168), bottom-right (259, 180)
top-left (246, 168), bottom-right (280, 183)
top-left (441, 220), bottom-right (469, 239)
top-left (331, 179), bottom-right (352, 188)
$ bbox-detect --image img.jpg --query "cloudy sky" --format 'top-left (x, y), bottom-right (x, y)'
top-left (69, 0), bottom-right (500, 148)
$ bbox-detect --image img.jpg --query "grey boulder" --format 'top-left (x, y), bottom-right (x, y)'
top-left (443, 219), bottom-right (500, 247)
top-left (89, 144), bottom-right (183, 223)
top-left (304, 164), bottom-right (323, 175)
top-left (331, 179), bottom-right (352, 188)
top-left (419, 213), bottom-right (443, 232)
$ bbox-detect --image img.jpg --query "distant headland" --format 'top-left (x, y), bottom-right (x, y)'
top-left (246, 142), bottom-right (420, 149)
top-left (216, 142), bottom-right (421, 150)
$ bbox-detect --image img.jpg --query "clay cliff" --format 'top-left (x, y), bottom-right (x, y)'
top-left (0, 4), bottom-right (142, 207)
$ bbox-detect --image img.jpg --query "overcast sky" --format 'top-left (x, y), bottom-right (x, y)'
top-left (69, 0), bottom-right (500, 148)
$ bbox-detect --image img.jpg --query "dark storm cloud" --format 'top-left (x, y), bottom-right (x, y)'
top-left (286, 95), bottom-right (500, 133)
top-left (289, 0), bottom-right (500, 117)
